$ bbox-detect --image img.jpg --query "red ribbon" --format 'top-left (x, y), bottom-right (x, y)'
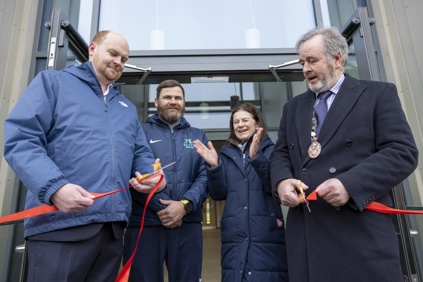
top-left (0, 204), bottom-right (58, 226)
top-left (115, 173), bottom-right (163, 282)
top-left (0, 183), bottom-right (131, 226)
top-left (306, 190), bottom-right (423, 214)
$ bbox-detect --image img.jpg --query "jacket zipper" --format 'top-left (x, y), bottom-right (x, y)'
top-left (105, 93), bottom-right (117, 219)
top-left (170, 127), bottom-right (176, 200)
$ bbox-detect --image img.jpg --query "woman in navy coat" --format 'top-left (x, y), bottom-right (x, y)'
top-left (194, 103), bottom-right (289, 282)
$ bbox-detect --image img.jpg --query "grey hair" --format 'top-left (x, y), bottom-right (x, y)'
top-left (295, 27), bottom-right (349, 68)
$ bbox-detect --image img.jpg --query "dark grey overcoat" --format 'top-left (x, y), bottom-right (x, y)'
top-left (270, 74), bottom-right (418, 282)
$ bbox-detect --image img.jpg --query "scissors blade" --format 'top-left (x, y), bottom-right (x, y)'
top-left (156, 161), bottom-right (176, 172)
top-left (300, 191), bottom-right (311, 213)
top-left (139, 162), bottom-right (176, 182)
top-left (304, 197), bottom-right (311, 213)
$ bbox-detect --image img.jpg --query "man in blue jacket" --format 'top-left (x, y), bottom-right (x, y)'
top-left (3, 30), bottom-right (166, 282)
top-left (123, 79), bottom-right (208, 282)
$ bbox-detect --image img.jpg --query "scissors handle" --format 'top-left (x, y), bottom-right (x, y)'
top-left (135, 162), bottom-right (176, 183)
top-left (296, 180), bottom-right (311, 213)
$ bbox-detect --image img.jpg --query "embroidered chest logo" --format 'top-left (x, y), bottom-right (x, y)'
top-left (183, 139), bottom-right (194, 149)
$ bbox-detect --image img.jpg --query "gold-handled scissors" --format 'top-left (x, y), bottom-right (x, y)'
top-left (296, 180), bottom-right (311, 213)
top-left (136, 162), bottom-right (176, 182)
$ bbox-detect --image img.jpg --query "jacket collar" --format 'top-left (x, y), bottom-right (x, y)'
top-left (64, 62), bottom-right (124, 100)
top-left (147, 114), bottom-right (190, 129)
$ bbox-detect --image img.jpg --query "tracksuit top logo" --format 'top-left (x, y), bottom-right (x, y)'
top-left (183, 139), bottom-right (194, 149)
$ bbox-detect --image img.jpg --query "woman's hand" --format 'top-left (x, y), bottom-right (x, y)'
top-left (249, 127), bottom-right (263, 159)
top-left (194, 140), bottom-right (218, 168)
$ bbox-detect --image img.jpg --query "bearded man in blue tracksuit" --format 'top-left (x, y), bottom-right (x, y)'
top-left (3, 31), bottom-right (166, 281)
top-left (123, 79), bottom-right (208, 282)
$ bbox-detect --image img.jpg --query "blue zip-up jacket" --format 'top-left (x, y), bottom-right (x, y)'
top-left (128, 114), bottom-right (208, 227)
top-left (207, 135), bottom-right (288, 282)
top-left (4, 62), bottom-right (156, 238)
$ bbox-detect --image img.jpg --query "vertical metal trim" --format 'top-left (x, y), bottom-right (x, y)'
top-left (46, 9), bottom-right (69, 70)
top-left (392, 185), bottom-right (420, 282)
top-left (340, 7), bottom-right (378, 81)
top-left (356, 7), bottom-right (380, 81)
top-left (90, 0), bottom-right (101, 39)
top-left (312, 0), bottom-right (325, 28)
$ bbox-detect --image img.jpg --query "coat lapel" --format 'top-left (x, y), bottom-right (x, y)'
top-left (296, 90), bottom-right (316, 161)
top-left (318, 74), bottom-right (367, 146)
top-left (297, 74), bottom-right (367, 163)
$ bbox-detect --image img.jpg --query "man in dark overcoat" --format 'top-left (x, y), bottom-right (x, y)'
top-left (270, 27), bottom-right (419, 282)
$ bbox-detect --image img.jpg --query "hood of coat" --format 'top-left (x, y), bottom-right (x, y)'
top-left (146, 114), bottom-right (191, 130)
top-left (63, 62), bottom-right (124, 99)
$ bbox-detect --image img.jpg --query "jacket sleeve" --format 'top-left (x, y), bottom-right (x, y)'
top-left (146, 190), bottom-right (171, 211)
top-left (131, 123), bottom-right (166, 211)
top-left (206, 160), bottom-right (228, 201)
top-left (4, 71), bottom-right (69, 205)
top-left (270, 102), bottom-right (295, 194)
top-left (335, 83), bottom-right (418, 211)
top-left (250, 142), bottom-right (274, 194)
top-left (132, 123), bottom-right (157, 176)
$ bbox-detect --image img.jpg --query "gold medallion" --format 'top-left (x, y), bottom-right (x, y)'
top-left (308, 141), bottom-right (321, 158)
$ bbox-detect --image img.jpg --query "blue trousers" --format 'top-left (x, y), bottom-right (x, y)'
top-left (123, 223), bottom-right (203, 282)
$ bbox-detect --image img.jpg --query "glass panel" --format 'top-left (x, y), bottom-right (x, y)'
top-left (261, 81), bottom-right (307, 128)
top-left (77, 0), bottom-right (94, 42)
top-left (92, 0), bottom-right (317, 50)
top-left (53, 0), bottom-right (82, 27)
top-left (345, 44), bottom-right (359, 79)
top-left (327, 0), bottom-right (357, 30)
top-left (145, 82), bottom-right (248, 129)
top-left (121, 80), bottom-right (300, 130)
top-left (202, 197), bottom-right (217, 229)
top-left (35, 59), bottom-right (48, 75)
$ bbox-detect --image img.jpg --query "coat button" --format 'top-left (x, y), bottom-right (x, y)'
top-left (301, 168), bottom-right (308, 175)
top-left (289, 143), bottom-right (294, 150)
top-left (345, 140), bottom-right (353, 146)
top-left (329, 167), bottom-right (336, 174)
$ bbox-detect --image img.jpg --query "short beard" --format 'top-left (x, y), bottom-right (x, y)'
top-left (158, 108), bottom-right (184, 124)
top-left (308, 64), bottom-right (335, 93)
